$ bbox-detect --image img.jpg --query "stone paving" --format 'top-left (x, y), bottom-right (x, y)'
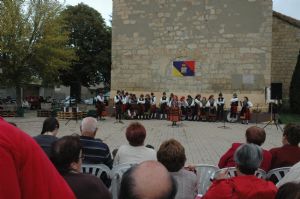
top-left (5, 111), bottom-right (284, 166)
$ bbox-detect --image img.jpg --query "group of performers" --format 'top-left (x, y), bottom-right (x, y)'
top-left (95, 90), bottom-right (253, 125)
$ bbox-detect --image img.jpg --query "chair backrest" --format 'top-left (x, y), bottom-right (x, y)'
top-left (111, 163), bottom-right (136, 199)
top-left (194, 164), bottom-right (219, 196)
top-left (81, 164), bottom-right (111, 178)
top-left (266, 167), bottom-right (291, 184)
top-left (214, 167), bottom-right (267, 179)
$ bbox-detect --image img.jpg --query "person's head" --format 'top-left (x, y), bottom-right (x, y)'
top-left (219, 93), bottom-right (223, 97)
top-left (140, 94), bottom-right (144, 98)
top-left (244, 96), bottom-right (248, 101)
top-left (151, 92), bottom-right (154, 96)
top-left (50, 135), bottom-right (83, 175)
top-left (234, 143), bottom-right (263, 175)
top-left (209, 95), bottom-right (214, 99)
top-left (126, 122), bottom-right (146, 146)
top-left (119, 161), bottom-right (177, 199)
top-left (245, 126), bottom-right (266, 146)
top-left (275, 182), bottom-right (300, 199)
top-left (157, 139), bottom-right (186, 172)
top-left (41, 117), bottom-right (59, 136)
top-left (163, 92), bottom-right (166, 96)
top-left (80, 117), bottom-right (98, 137)
top-left (282, 124), bottom-right (300, 146)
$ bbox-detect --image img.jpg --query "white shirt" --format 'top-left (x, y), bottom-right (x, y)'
top-left (230, 97), bottom-right (239, 103)
top-left (277, 161), bottom-right (300, 187)
top-left (151, 96), bottom-right (156, 105)
top-left (122, 96), bottom-right (129, 104)
top-left (114, 95), bottom-right (122, 103)
top-left (96, 95), bottom-right (104, 103)
top-left (217, 98), bottom-right (225, 105)
top-left (113, 145), bottom-right (157, 166)
top-left (206, 100), bottom-right (217, 108)
top-left (137, 98), bottom-right (145, 104)
top-left (194, 98), bottom-right (203, 107)
top-left (160, 97), bottom-right (168, 104)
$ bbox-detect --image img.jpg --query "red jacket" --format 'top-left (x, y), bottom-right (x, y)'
top-left (0, 118), bottom-right (75, 199)
top-left (270, 145), bottom-right (300, 169)
top-left (218, 143), bottom-right (272, 172)
top-left (203, 175), bottom-right (277, 199)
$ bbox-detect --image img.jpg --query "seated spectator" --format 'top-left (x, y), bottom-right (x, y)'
top-left (218, 126), bottom-right (272, 171)
top-left (0, 117), bottom-right (75, 199)
top-left (80, 117), bottom-right (113, 167)
top-left (269, 124), bottom-right (300, 169)
top-left (33, 117), bottom-right (59, 157)
top-left (275, 182), bottom-right (300, 199)
top-left (157, 139), bottom-right (198, 199)
top-left (119, 160), bottom-right (177, 199)
top-left (204, 144), bottom-right (277, 199)
top-left (113, 122), bottom-right (156, 165)
top-left (276, 161), bottom-right (300, 187)
top-left (51, 135), bottom-right (111, 199)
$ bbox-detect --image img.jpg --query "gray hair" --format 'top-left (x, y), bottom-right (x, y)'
top-left (81, 117), bottom-right (97, 135)
top-left (234, 143), bottom-right (262, 170)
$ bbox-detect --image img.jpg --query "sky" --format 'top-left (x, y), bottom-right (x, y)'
top-left (62, 0), bottom-right (300, 25)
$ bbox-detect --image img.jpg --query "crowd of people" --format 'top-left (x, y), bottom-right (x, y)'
top-left (1, 116), bottom-right (300, 199)
top-left (95, 90), bottom-right (254, 125)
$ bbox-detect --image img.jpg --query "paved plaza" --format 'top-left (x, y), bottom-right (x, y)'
top-left (5, 111), bottom-right (284, 166)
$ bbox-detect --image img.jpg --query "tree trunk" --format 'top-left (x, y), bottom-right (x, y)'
top-left (70, 81), bottom-right (81, 102)
top-left (16, 85), bottom-right (22, 107)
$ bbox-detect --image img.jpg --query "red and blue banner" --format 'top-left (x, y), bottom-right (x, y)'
top-left (172, 61), bottom-right (195, 77)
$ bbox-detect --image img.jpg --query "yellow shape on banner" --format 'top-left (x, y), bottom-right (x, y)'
top-left (172, 68), bottom-right (183, 77)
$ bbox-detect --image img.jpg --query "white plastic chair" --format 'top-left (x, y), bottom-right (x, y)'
top-left (81, 164), bottom-right (111, 178)
top-left (194, 164), bottom-right (219, 196)
top-left (266, 167), bottom-right (291, 184)
top-left (111, 163), bottom-right (136, 199)
top-left (214, 167), bottom-right (267, 179)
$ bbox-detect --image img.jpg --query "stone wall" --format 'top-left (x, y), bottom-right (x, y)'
top-left (272, 12), bottom-right (300, 100)
top-left (112, 0), bottom-right (273, 104)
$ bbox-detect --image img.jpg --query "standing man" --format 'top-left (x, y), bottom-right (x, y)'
top-left (150, 93), bottom-right (157, 119)
top-left (230, 93), bottom-right (239, 119)
top-left (160, 92), bottom-right (168, 120)
top-left (114, 90), bottom-right (123, 123)
top-left (217, 93), bottom-right (225, 121)
top-left (96, 91), bottom-right (105, 120)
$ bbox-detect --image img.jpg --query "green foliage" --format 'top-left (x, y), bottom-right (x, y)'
top-left (59, 3), bottom-right (111, 100)
top-left (0, 0), bottom-right (76, 105)
top-left (290, 51), bottom-right (300, 114)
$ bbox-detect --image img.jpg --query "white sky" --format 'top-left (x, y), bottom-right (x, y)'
top-left (61, 0), bottom-right (300, 25)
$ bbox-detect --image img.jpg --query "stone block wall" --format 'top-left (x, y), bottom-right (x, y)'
top-left (112, 0), bottom-right (273, 104)
top-left (272, 12), bottom-right (300, 100)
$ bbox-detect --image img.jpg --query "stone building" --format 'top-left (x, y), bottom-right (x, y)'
top-left (111, 0), bottom-right (300, 107)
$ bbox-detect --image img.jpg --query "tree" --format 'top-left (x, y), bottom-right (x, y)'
top-left (290, 50), bottom-right (300, 114)
top-left (59, 3), bottom-right (111, 101)
top-left (0, 0), bottom-right (75, 106)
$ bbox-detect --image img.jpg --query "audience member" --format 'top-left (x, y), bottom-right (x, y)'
top-left (51, 135), bottom-right (111, 199)
top-left (218, 126), bottom-right (272, 171)
top-left (33, 117), bottom-right (59, 157)
top-left (204, 144), bottom-right (277, 199)
top-left (157, 139), bottom-right (198, 199)
top-left (270, 124), bottom-right (300, 169)
top-left (113, 122), bottom-right (156, 165)
top-left (119, 161), bottom-right (177, 199)
top-left (275, 182), bottom-right (300, 199)
top-left (80, 117), bottom-right (113, 167)
top-left (0, 117), bottom-right (75, 199)
top-left (276, 161), bottom-right (300, 187)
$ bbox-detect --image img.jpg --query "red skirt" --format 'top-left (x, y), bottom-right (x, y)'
top-left (241, 108), bottom-right (251, 120)
top-left (169, 107), bottom-right (180, 122)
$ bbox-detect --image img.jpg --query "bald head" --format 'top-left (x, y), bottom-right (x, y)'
top-left (245, 126), bottom-right (266, 146)
top-left (80, 117), bottom-right (98, 137)
top-left (119, 161), bottom-right (177, 199)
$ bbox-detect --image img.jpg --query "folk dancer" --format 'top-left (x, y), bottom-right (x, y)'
top-left (216, 93), bottom-right (225, 121)
top-left (206, 95), bottom-right (217, 122)
top-left (230, 93), bottom-right (239, 119)
top-left (194, 94), bottom-right (202, 121)
top-left (160, 92), bottom-right (168, 119)
top-left (186, 95), bottom-right (195, 120)
top-left (201, 97), bottom-right (208, 121)
top-left (128, 94), bottom-right (138, 119)
top-left (240, 96), bottom-right (253, 124)
top-left (122, 92), bottom-right (129, 114)
top-left (137, 94), bottom-right (145, 119)
top-left (150, 93), bottom-right (157, 119)
top-left (168, 95), bottom-right (181, 126)
top-left (144, 94), bottom-right (151, 119)
top-left (114, 91), bottom-right (123, 123)
top-left (96, 91), bottom-right (105, 120)
top-left (179, 96), bottom-right (188, 121)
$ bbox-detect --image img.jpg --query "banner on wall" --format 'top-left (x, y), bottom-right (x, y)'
top-left (172, 61), bottom-right (195, 77)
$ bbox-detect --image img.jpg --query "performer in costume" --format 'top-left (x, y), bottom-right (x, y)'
top-left (179, 96), bottom-right (187, 121)
top-left (240, 96), bottom-right (253, 124)
top-left (168, 95), bottom-right (181, 126)
top-left (186, 95), bottom-right (195, 120)
top-left (160, 92), bottom-right (168, 119)
top-left (216, 93), bottom-right (225, 121)
top-left (201, 97), bottom-right (208, 121)
top-left (114, 90), bottom-right (123, 123)
top-left (122, 92), bottom-right (129, 115)
top-left (96, 91), bottom-right (105, 120)
top-left (144, 94), bottom-right (151, 119)
top-left (137, 94), bottom-right (145, 119)
top-left (150, 93), bottom-right (157, 119)
top-left (230, 93), bottom-right (239, 119)
top-left (194, 94), bottom-right (202, 121)
top-left (206, 95), bottom-right (217, 122)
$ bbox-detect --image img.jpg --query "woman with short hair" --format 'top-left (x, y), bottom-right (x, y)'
top-left (113, 122), bottom-right (156, 165)
top-left (203, 144), bottom-right (277, 199)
